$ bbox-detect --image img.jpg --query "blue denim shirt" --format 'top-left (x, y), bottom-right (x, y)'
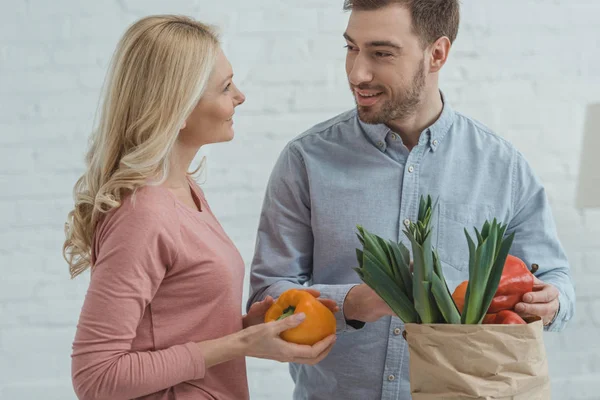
top-left (248, 93), bottom-right (575, 400)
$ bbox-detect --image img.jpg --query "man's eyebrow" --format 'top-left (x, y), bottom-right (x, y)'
top-left (343, 32), bottom-right (355, 43)
top-left (343, 32), bottom-right (403, 51)
top-left (368, 40), bottom-right (402, 50)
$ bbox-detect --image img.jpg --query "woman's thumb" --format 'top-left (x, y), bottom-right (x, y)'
top-left (275, 312), bottom-right (306, 332)
top-left (258, 296), bottom-right (274, 311)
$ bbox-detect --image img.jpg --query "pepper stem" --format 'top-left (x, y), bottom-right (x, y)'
top-left (531, 263), bottom-right (539, 274)
top-left (277, 306), bottom-right (296, 321)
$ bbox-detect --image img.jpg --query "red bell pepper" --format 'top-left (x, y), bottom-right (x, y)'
top-left (491, 310), bottom-right (527, 325)
top-left (452, 254), bottom-right (538, 315)
top-left (487, 255), bottom-right (538, 313)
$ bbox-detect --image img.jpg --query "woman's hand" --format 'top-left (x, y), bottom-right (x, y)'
top-left (239, 312), bottom-right (337, 365)
top-left (243, 296), bottom-right (275, 328)
top-left (243, 289), bottom-right (340, 329)
top-left (200, 290), bottom-right (338, 369)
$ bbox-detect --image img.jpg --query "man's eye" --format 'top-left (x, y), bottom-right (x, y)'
top-left (376, 52), bottom-right (392, 58)
top-left (344, 45), bottom-right (357, 51)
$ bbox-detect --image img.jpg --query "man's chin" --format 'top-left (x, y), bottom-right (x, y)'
top-left (356, 106), bottom-right (385, 125)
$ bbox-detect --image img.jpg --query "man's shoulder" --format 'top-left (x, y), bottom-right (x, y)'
top-left (288, 109), bottom-right (357, 147)
top-left (453, 110), bottom-right (519, 157)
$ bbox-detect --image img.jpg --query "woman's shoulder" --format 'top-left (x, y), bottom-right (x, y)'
top-left (91, 184), bottom-right (183, 267)
top-left (123, 184), bottom-right (178, 214)
top-left (95, 185), bottom-right (180, 241)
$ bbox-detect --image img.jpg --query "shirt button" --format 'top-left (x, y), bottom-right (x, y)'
top-left (391, 133), bottom-right (397, 140)
top-left (394, 328), bottom-right (401, 336)
top-left (403, 218), bottom-right (410, 227)
top-left (377, 141), bottom-right (384, 147)
top-left (433, 139), bottom-right (439, 146)
top-left (408, 165), bottom-right (415, 173)
top-left (388, 374), bottom-right (396, 381)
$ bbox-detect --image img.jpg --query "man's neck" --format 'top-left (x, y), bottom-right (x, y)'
top-left (385, 90), bottom-right (443, 151)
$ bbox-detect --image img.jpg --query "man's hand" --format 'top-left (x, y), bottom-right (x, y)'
top-left (514, 276), bottom-right (560, 326)
top-left (302, 288), bottom-right (340, 314)
top-left (343, 284), bottom-right (395, 323)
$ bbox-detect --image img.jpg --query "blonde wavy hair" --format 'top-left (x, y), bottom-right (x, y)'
top-left (63, 15), bottom-right (220, 278)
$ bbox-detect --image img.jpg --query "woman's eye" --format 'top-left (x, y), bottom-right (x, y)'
top-left (224, 83), bottom-right (231, 92)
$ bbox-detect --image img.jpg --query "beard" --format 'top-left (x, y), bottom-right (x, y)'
top-left (352, 60), bottom-right (426, 125)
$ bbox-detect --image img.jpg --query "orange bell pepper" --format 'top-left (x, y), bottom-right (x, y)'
top-left (452, 282), bottom-right (500, 322)
top-left (452, 281), bottom-right (469, 314)
top-left (264, 289), bottom-right (336, 345)
top-left (452, 254), bottom-right (538, 315)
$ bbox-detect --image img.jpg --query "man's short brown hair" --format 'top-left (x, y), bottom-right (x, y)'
top-left (343, 0), bottom-right (460, 47)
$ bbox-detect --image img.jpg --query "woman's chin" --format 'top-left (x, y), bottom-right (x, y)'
top-left (202, 126), bottom-right (235, 145)
top-left (218, 130), bottom-right (235, 144)
top-left (225, 128), bottom-right (235, 141)
top-left (222, 122), bottom-right (235, 141)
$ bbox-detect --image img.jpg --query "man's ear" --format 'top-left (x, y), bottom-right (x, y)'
top-left (429, 36), bottom-right (451, 74)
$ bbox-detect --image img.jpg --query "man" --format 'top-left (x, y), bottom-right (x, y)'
top-left (248, 1), bottom-right (575, 399)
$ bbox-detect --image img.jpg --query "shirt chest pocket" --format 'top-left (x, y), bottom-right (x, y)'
top-left (435, 202), bottom-right (495, 271)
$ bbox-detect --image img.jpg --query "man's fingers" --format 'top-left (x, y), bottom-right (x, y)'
top-left (515, 301), bottom-right (556, 317)
top-left (303, 289), bottom-right (321, 298)
top-left (523, 286), bottom-right (559, 304)
top-left (318, 299), bottom-right (339, 313)
top-left (299, 289), bottom-right (338, 312)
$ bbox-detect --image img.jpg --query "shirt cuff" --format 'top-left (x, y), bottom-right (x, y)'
top-left (312, 283), bottom-right (364, 334)
top-left (183, 342), bottom-right (206, 380)
top-left (543, 288), bottom-right (565, 332)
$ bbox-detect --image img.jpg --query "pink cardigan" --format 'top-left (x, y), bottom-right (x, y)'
top-left (71, 181), bottom-right (249, 399)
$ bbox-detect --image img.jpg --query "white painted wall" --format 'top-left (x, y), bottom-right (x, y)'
top-left (1, 1), bottom-right (598, 398)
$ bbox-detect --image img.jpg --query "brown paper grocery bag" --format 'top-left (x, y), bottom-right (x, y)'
top-left (403, 319), bottom-right (550, 400)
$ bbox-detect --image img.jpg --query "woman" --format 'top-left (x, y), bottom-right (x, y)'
top-left (63, 15), bottom-right (337, 400)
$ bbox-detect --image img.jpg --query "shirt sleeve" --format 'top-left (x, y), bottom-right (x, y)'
top-left (71, 201), bottom-right (205, 400)
top-left (507, 150), bottom-right (576, 332)
top-left (247, 143), bottom-right (362, 334)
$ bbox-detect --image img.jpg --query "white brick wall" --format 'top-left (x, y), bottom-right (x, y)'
top-left (1, 1), bottom-right (598, 399)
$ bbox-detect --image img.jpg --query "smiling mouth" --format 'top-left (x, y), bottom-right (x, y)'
top-left (354, 89), bottom-right (384, 106)
top-left (356, 90), bottom-right (383, 97)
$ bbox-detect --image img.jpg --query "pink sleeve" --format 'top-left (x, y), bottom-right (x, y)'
top-left (71, 202), bottom-right (205, 400)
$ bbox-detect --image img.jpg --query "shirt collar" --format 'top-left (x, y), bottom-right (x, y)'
top-left (357, 90), bottom-right (455, 153)
top-left (359, 116), bottom-right (391, 152)
top-left (422, 90), bottom-right (455, 152)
